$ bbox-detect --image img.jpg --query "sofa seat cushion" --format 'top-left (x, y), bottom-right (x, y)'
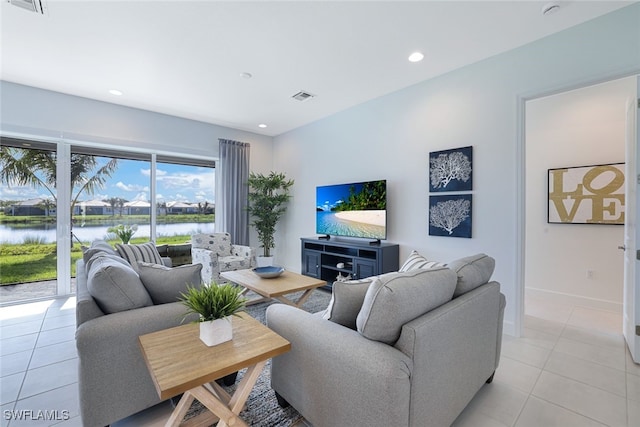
top-left (218, 255), bottom-right (251, 271)
top-left (87, 256), bottom-right (153, 314)
top-left (137, 262), bottom-right (203, 304)
top-left (322, 278), bottom-right (376, 330)
top-left (399, 250), bottom-right (446, 272)
top-left (356, 268), bottom-right (457, 344)
top-left (448, 253), bottom-right (495, 297)
top-left (116, 242), bottom-right (163, 269)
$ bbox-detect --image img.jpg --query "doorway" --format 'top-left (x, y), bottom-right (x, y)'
top-left (523, 76), bottom-right (636, 336)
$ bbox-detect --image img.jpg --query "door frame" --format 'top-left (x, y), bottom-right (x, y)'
top-left (515, 70), bottom-right (640, 337)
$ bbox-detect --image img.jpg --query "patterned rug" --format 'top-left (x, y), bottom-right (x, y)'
top-left (183, 288), bottom-right (331, 426)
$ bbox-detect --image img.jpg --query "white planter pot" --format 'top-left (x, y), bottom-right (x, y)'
top-left (256, 256), bottom-right (274, 267)
top-left (199, 317), bottom-right (233, 346)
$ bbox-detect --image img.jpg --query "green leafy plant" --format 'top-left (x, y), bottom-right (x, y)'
top-left (179, 283), bottom-right (247, 322)
top-left (107, 224), bottom-right (138, 244)
top-left (246, 171), bottom-right (294, 257)
top-left (335, 181), bottom-right (386, 211)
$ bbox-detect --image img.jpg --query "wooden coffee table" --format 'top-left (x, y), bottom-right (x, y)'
top-left (139, 312), bottom-right (290, 427)
top-left (220, 269), bottom-right (326, 309)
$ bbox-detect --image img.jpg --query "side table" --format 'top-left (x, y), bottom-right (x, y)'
top-left (139, 312), bottom-right (290, 427)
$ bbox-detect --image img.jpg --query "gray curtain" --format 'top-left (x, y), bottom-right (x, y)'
top-left (216, 139), bottom-right (250, 245)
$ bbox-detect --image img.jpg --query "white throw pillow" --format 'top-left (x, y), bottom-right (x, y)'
top-left (399, 250), bottom-right (446, 272)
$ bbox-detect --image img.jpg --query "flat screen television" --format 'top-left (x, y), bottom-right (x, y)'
top-left (316, 179), bottom-right (387, 240)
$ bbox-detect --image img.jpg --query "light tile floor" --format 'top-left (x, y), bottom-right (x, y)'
top-left (1, 293), bottom-right (639, 426)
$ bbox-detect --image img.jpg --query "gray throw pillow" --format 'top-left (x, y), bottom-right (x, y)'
top-left (87, 256), bottom-right (153, 314)
top-left (81, 240), bottom-right (118, 265)
top-left (85, 251), bottom-right (130, 273)
top-left (322, 278), bottom-right (375, 330)
top-left (356, 268), bottom-right (457, 344)
top-left (447, 253), bottom-right (495, 297)
top-left (137, 262), bottom-right (203, 304)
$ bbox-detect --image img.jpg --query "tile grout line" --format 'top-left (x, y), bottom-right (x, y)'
top-left (5, 311), bottom-right (47, 427)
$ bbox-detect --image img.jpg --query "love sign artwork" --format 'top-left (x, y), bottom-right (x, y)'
top-left (548, 163), bottom-right (624, 225)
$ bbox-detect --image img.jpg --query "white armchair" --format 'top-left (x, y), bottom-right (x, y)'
top-left (191, 232), bottom-right (256, 284)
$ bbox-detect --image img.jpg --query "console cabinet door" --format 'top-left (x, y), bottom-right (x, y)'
top-left (302, 251), bottom-right (321, 278)
top-left (353, 259), bottom-right (376, 280)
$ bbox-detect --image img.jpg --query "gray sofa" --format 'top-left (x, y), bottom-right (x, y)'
top-left (75, 241), bottom-right (201, 427)
top-left (266, 253), bottom-right (505, 427)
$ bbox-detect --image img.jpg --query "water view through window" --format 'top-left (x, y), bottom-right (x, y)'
top-left (1, 140), bottom-right (215, 304)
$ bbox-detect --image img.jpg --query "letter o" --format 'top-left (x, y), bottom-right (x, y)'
top-left (582, 166), bottom-right (624, 195)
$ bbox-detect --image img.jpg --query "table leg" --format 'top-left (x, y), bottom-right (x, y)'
top-left (239, 286), bottom-right (268, 305)
top-left (165, 392), bottom-right (195, 427)
top-left (170, 360), bottom-right (268, 427)
top-left (275, 288), bottom-right (315, 308)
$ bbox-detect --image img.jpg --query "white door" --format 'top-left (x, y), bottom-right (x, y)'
top-left (623, 79), bottom-right (640, 363)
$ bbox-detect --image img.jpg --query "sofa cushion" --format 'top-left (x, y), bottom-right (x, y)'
top-left (137, 262), bottom-right (203, 304)
top-left (115, 242), bottom-right (163, 268)
top-left (399, 250), bottom-right (446, 272)
top-left (448, 253), bottom-right (495, 297)
top-left (322, 278), bottom-right (375, 330)
top-left (86, 256), bottom-right (153, 314)
top-left (356, 268), bottom-right (457, 344)
top-left (218, 255), bottom-right (251, 272)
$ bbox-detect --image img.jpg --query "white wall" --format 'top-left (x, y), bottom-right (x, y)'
top-left (525, 77), bottom-right (635, 311)
top-left (273, 4), bottom-right (640, 335)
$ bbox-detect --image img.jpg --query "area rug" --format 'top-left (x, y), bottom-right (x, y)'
top-left (183, 287), bottom-right (331, 426)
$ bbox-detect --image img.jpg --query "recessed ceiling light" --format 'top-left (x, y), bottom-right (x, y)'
top-left (240, 72), bottom-right (253, 79)
top-left (109, 89), bottom-right (123, 96)
top-left (408, 52), bottom-right (424, 63)
top-left (258, 124), bottom-right (268, 129)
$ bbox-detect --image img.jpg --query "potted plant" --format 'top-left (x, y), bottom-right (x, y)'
top-left (179, 283), bottom-right (248, 346)
top-left (247, 171), bottom-right (294, 267)
top-left (107, 224), bottom-right (138, 244)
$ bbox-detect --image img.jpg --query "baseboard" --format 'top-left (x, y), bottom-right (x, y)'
top-left (525, 287), bottom-right (622, 314)
top-left (502, 320), bottom-right (516, 337)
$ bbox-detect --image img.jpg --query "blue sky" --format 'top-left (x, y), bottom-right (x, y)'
top-left (316, 182), bottom-right (366, 211)
top-left (1, 157), bottom-right (215, 204)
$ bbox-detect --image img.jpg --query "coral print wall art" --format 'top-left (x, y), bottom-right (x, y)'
top-left (429, 194), bottom-right (472, 238)
top-left (429, 146), bottom-right (473, 192)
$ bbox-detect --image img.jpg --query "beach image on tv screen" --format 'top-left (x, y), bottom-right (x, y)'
top-left (316, 180), bottom-right (386, 239)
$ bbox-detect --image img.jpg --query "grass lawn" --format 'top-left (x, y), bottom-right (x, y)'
top-left (0, 235), bottom-right (192, 285)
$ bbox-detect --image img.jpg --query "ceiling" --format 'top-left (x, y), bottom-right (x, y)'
top-left (0, 1), bottom-right (634, 137)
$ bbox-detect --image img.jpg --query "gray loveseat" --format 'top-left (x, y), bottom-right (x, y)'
top-left (266, 253), bottom-right (505, 427)
top-left (75, 241), bottom-right (202, 427)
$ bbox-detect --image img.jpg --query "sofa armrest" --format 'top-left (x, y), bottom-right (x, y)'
top-left (161, 256), bottom-right (172, 267)
top-left (266, 304), bottom-right (412, 427)
top-left (76, 302), bottom-right (198, 427)
top-left (394, 281), bottom-right (504, 427)
top-left (231, 244), bottom-right (256, 267)
top-left (75, 260), bottom-right (105, 327)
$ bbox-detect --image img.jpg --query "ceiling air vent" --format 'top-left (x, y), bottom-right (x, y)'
top-left (6, 0), bottom-right (47, 14)
top-left (291, 91), bottom-right (316, 102)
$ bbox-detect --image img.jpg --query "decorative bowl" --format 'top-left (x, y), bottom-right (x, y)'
top-left (252, 266), bottom-right (285, 279)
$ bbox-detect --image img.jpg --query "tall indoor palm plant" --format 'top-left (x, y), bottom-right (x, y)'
top-left (247, 171), bottom-right (294, 263)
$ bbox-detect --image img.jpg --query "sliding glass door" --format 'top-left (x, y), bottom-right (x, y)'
top-left (0, 139), bottom-right (59, 304)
